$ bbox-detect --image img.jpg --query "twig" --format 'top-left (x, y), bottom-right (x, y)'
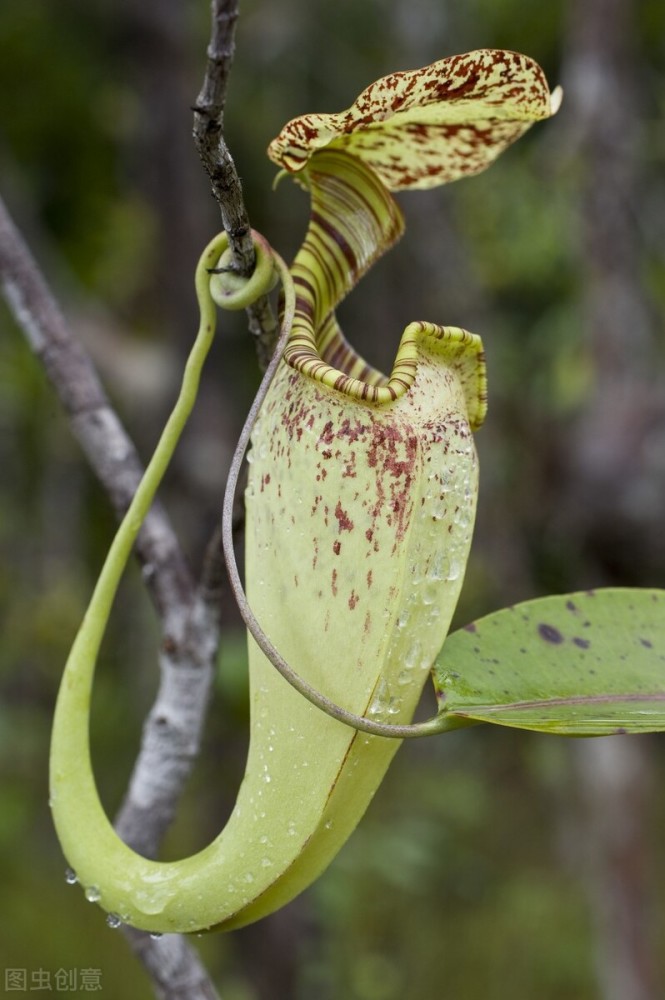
top-left (192, 0), bottom-right (279, 369)
top-left (192, 0), bottom-right (251, 268)
top-left (121, 931), bottom-right (221, 1000)
top-left (0, 194), bottom-right (193, 629)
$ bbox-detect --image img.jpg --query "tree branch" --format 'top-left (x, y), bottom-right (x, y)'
top-left (192, 0), bottom-right (251, 268)
top-left (192, 0), bottom-right (279, 369)
top-left (0, 194), bottom-right (194, 628)
top-left (121, 931), bottom-right (221, 1000)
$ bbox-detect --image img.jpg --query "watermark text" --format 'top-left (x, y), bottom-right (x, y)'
top-left (4, 968), bottom-right (103, 992)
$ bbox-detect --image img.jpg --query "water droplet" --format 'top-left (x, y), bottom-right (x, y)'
top-left (106, 913), bottom-right (122, 929)
top-left (405, 641), bottom-right (422, 670)
top-left (428, 551), bottom-right (448, 582)
top-left (64, 868), bottom-right (78, 885)
top-left (368, 678), bottom-right (390, 719)
top-left (446, 558), bottom-right (461, 582)
top-left (259, 835), bottom-right (270, 845)
top-left (149, 932), bottom-right (163, 940)
top-left (397, 668), bottom-right (413, 687)
top-left (241, 872), bottom-right (255, 884)
top-left (457, 510), bottom-right (472, 532)
top-left (135, 889), bottom-right (169, 916)
top-left (396, 608), bottom-right (410, 630)
top-left (261, 857), bottom-right (273, 868)
top-left (85, 886), bottom-right (101, 903)
top-left (324, 820), bottom-right (334, 830)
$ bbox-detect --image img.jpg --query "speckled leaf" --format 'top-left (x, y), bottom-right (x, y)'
top-left (268, 49), bottom-right (561, 191)
top-left (433, 589), bottom-right (665, 735)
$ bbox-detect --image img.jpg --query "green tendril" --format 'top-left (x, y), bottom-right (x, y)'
top-left (69, 233), bottom-right (273, 667)
top-left (50, 229), bottom-right (280, 835)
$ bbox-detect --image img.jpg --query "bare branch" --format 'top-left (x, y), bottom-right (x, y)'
top-left (0, 193), bottom-right (194, 629)
top-left (122, 930), bottom-right (221, 1000)
top-left (192, 0), bottom-right (279, 368)
top-left (113, 595), bottom-right (218, 859)
top-left (193, 0), bottom-right (252, 267)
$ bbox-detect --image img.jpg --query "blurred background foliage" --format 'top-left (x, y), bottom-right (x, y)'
top-left (1, 0), bottom-right (665, 997)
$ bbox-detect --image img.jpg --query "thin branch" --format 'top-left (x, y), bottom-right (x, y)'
top-left (121, 931), bottom-right (221, 1000)
top-left (192, 0), bottom-right (252, 268)
top-left (113, 594), bottom-right (218, 859)
top-left (0, 194), bottom-right (193, 629)
top-left (192, 0), bottom-right (279, 368)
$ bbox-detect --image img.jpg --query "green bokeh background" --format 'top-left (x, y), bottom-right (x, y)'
top-left (1, 1), bottom-right (664, 997)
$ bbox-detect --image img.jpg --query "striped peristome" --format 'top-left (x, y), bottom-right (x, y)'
top-left (284, 149), bottom-right (415, 402)
top-left (283, 149), bottom-right (487, 412)
top-left (284, 150), bottom-right (486, 416)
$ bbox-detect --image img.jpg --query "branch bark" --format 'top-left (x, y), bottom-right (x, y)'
top-left (192, 0), bottom-right (278, 369)
top-left (0, 195), bottom-right (193, 628)
top-left (121, 931), bottom-right (222, 1000)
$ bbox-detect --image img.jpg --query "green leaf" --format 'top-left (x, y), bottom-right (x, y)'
top-left (433, 589), bottom-right (665, 736)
